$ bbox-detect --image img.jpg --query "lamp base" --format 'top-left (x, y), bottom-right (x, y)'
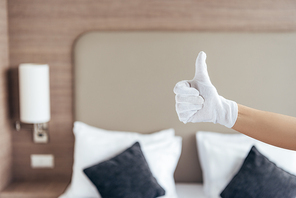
top-left (33, 123), bottom-right (49, 143)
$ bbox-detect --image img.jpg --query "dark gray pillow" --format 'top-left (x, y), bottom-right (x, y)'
top-left (83, 142), bottom-right (165, 198)
top-left (220, 146), bottom-right (296, 198)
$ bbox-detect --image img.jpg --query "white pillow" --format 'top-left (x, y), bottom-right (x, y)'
top-left (196, 131), bottom-right (296, 198)
top-left (59, 121), bottom-right (182, 198)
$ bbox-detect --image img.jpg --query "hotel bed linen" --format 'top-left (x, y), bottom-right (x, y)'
top-left (176, 183), bottom-right (206, 198)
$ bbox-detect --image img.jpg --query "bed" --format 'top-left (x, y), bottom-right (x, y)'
top-left (176, 183), bottom-right (206, 198)
top-left (59, 32), bottom-right (296, 198)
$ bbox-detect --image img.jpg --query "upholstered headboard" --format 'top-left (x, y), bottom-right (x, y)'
top-left (74, 32), bottom-right (296, 182)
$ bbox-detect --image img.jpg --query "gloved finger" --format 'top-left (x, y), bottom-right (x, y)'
top-left (176, 103), bottom-right (203, 112)
top-left (193, 51), bottom-right (212, 84)
top-left (176, 94), bottom-right (204, 105)
top-left (178, 110), bottom-right (197, 124)
top-left (174, 81), bottom-right (200, 95)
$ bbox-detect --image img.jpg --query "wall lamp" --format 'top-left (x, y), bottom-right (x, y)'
top-left (16, 64), bottom-right (51, 143)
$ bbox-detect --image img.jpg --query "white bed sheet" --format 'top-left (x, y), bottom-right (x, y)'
top-left (176, 183), bottom-right (206, 198)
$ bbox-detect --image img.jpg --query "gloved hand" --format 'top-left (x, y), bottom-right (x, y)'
top-left (173, 51), bottom-right (238, 128)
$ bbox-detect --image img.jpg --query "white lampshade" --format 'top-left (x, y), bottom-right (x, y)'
top-left (19, 64), bottom-right (50, 123)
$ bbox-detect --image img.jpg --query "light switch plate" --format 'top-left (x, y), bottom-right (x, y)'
top-left (31, 154), bottom-right (54, 168)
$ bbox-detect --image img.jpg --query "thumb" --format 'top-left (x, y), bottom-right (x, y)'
top-left (193, 51), bottom-right (211, 84)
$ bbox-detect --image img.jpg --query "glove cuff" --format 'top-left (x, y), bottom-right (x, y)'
top-left (218, 97), bottom-right (238, 128)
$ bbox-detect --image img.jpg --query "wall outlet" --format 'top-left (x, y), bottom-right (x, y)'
top-left (31, 154), bottom-right (54, 168)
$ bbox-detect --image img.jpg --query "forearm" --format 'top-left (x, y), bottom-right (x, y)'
top-left (232, 104), bottom-right (296, 151)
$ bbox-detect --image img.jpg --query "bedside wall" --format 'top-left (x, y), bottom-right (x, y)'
top-left (6, 0), bottom-right (296, 182)
top-left (0, 0), bottom-right (12, 190)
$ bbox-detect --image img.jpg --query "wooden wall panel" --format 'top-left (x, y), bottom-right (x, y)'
top-left (7, 0), bottom-right (296, 182)
top-left (0, 0), bottom-right (12, 190)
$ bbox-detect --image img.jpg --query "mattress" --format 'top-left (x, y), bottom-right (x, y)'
top-left (176, 183), bottom-right (206, 198)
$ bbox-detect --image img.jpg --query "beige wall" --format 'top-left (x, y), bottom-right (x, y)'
top-left (6, 0), bottom-right (296, 182)
top-left (0, 0), bottom-right (12, 190)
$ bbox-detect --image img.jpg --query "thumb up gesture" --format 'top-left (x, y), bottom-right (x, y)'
top-left (173, 51), bottom-right (238, 128)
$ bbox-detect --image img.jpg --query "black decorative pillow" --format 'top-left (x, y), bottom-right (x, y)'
top-left (220, 146), bottom-right (296, 198)
top-left (83, 142), bottom-right (165, 198)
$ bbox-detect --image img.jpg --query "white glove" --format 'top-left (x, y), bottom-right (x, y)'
top-left (173, 51), bottom-right (238, 128)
